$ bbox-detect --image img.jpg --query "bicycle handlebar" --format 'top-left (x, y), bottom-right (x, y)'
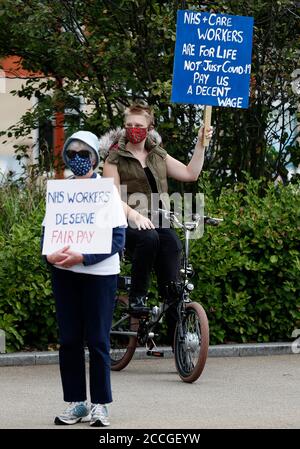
top-left (203, 216), bottom-right (223, 226)
top-left (154, 208), bottom-right (223, 229)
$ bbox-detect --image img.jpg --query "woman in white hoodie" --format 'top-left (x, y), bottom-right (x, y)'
top-left (43, 131), bottom-right (126, 427)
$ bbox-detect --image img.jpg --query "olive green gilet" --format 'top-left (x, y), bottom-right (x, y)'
top-left (106, 134), bottom-right (169, 211)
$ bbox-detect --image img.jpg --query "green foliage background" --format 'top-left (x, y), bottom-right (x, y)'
top-left (0, 184), bottom-right (56, 351)
top-left (0, 179), bottom-right (299, 352)
top-left (0, 0), bottom-right (299, 186)
top-left (191, 176), bottom-right (300, 343)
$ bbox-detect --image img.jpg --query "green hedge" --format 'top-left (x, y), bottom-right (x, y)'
top-left (0, 178), bottom-right (299, 351)
top-left (190, 177), bottom-right (300, 344)
top-left (0, 184), bottom-right (56, 351)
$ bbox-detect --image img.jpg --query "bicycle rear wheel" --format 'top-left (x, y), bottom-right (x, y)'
top-left (174, 301), bottom-right (209, 383)
top-left (110, 295), bottom-right (139, 371)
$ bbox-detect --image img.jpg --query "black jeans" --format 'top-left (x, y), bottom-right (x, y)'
top-left (125, 227), bottom-right (182, 345)
top-left (125, 227), bottom-right (182, 298)
top-left (51, 267), bottom-right (117, 404)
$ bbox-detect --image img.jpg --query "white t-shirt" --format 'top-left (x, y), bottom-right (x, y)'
top-left (66, 252), bottom-right (121, 276)
top-left (43, 176), bottom-right (127, 275)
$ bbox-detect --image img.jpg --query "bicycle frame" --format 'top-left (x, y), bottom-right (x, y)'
top-left (111, 212), bottom-right (222, 343)
top-left (110, 211), bottom-right (222, 381)
top-left (122, 214), bottom-right (200, 347)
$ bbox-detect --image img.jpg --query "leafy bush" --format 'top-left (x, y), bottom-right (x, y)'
top-left (190, 177), bottom-right (300, 344)
top-left (0, 183), bottom-right (56, 351)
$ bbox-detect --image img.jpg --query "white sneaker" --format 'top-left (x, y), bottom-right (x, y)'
top-left (90, 403), bottom-right (110, 427)
top-left (54, 401), bottom-right (91, 425)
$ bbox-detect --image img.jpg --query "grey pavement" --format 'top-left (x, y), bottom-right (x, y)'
top-left (0, 354), bottom-right (299, 429)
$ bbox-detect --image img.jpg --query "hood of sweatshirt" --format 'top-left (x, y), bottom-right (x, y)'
top-left (63, 130), bottom-right (100, 169)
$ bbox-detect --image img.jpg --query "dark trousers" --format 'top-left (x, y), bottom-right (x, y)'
top-left (125, 227), bottom-right (182, 297)
top-left (125, 227), bottom-right (182, 344)
top-left (51, 267), bottom-right (117, 404)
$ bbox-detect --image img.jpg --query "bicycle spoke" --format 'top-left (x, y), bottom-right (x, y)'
top-left (110, 296), bottom-right (138, 370)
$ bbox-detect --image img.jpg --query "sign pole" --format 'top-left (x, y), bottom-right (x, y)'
top-left (203, 106), bottom-right (212, 147)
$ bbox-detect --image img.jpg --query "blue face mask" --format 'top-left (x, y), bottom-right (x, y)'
top-left (68, 153), bottom-right (92, 176)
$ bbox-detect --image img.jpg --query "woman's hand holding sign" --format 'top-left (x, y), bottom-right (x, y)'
top-left (196, 124), bottom-right (213, 147)
top-left (46, 246), bottom-right (84, 268)
top-left (46, 246), bottom-right (70, 265)
top-left (56, 248), bottom-right (84, 268)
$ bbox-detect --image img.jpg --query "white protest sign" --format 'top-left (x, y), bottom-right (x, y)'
top-left (42, 178), bottom-right (117, 255)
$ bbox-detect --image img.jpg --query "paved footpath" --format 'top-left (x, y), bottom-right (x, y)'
top-left (0, 354), bottom-right (299, 429)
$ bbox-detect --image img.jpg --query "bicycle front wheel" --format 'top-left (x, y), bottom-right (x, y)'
top-left (110, 295), bottom-right (139, 371)
top-left (174, 301), bottom-right (209, 383)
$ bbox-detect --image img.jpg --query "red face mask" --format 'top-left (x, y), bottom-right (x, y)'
top-left (126, 127), bottom-right (147, 144)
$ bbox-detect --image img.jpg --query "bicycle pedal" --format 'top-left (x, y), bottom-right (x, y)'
top-left (146, 350), bottom-right (164, 358)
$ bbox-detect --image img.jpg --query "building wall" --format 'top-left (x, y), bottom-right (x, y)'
top-left (0, 73), bottom-right (94, 181)
top-left (0, 78), bottom-right (36, 179)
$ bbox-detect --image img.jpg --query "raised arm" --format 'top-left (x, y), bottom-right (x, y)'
top-left (166, 126), bottom-right (212, 182)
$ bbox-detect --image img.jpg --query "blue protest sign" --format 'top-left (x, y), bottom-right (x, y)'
top-left (171, 10), bottom-right (254, 108)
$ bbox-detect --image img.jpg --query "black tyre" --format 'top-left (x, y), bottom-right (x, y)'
top-left (110, 295), bottom-right (139, 371)
top-left (174, 301), bottom-right (209, 383)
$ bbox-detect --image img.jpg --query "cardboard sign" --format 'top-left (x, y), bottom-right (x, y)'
top-left (42, 178), bottom-right (124, 255)
top-left (171, 10), bottom-right (254, 108)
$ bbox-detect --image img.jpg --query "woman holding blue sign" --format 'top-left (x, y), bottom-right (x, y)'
top-left (101, 102), bottom-right (212, 345)
top-left (43, 130), bottom-right (126, 427)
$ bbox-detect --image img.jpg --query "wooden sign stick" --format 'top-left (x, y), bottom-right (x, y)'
top-left (203, 105), bottom-right (212, 147)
